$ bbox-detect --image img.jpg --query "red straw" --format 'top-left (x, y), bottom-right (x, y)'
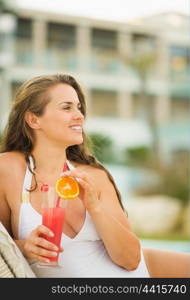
top-left (56, 162), bottom-right (68, 207)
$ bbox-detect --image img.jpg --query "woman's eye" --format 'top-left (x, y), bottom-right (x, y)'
top-left (63, 106), bottom-right (70, 110)
top-left (62, 106), bottom-right (82, 111)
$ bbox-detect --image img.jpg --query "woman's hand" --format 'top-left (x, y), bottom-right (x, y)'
top-left (61, 169), bottom-right (101, 213)
top-left (23, 225), bottom-right (63, 263)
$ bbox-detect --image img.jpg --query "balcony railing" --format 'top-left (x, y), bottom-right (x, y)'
top-left (90, 50), bottom-right (122, 73)
top-left (44, 48), bottom-right (77, 70)
top-left (15, 39), bottom-right (33, 65)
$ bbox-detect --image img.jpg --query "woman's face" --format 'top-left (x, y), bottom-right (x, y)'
top-left (35, 83), bottom-right (84, 147)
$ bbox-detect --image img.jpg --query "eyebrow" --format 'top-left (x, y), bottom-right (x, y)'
top-left (59, 101), bottom-right (81, 106)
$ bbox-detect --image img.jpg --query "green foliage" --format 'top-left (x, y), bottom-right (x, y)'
top-left (88, 132), bottom-right (114, 163)
top-left (128, 52), bottom-right (156, 80)
top-left (158, 162), bottom-right (189, 205)
top-left (122, 145), bottom-right (189, 205)
top-left (134, 153), bottom-right (190, 206)
top-left (123, 146), bottom-right (151, 166)
top-left (0, 0), bottom-right (17, 14)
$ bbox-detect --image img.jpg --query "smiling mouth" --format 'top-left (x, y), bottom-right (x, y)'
top-left (69, 125), bottom-right (82, 132)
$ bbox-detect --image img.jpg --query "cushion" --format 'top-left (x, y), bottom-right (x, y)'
top-left (0, 222), bottom-right (36, 278)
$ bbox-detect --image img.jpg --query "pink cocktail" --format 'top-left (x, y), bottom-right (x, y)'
top-left (42, 207), bottom-right (65, 263)
top-left (39, 185), bottom-right (67, 267)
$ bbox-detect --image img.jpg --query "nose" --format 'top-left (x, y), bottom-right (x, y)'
top-left (73, 108), bottom-right (84, 120)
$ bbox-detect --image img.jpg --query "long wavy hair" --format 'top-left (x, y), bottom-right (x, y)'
top-left (1, 74), bottom-right (125, 210)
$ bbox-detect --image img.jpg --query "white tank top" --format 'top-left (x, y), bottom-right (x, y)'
top-left (18, 156), bottom-right (149, 278)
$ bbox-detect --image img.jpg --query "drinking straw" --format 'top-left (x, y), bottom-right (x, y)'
top-left (56, 197), bottom-right (61, 208)
top-left (56, 162), bottom-right (68, 208)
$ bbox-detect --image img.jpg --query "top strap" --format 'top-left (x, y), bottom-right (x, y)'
top-left (21, 156), bottom-right (73, 203)
top-left (28, 155), bottom-right (34, 171)
top-left (21, 157), bottom-right (33, 203)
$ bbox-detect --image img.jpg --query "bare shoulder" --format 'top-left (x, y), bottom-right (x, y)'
top-left (0, 151), bottom-right (26, 176)
top-left (0, 151), bottom-right (25, 165)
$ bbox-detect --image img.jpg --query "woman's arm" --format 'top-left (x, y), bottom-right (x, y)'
top-left (62, 168), bottom-right (141, 271)
top-left (89, 192), bottom-right (141, 271)
top-left (143, 248), bottom-right (190, 278)
top-left (0, 155), bottom-right (62, 263)
top-left (0, 190), bottom-right (12, 234)
top-left (0, 164), bottom-right (12, 235)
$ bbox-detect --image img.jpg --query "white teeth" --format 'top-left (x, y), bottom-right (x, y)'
top-left (70, 126), bottom-right (82, 130)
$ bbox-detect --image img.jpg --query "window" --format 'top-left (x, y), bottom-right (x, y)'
top-left (132, 33), bottom-right (156, 53)
top-left (91, 28), bottom-right (119, 72)
top-left (47, 23), bottom-right (76, 49)
top-left (16, 18), bottom-right (32, 39)
top-left (15, 18), bottom-right (33, 65)
top-left (91, 28), bottom-right (117, 50)
top-left (169, 45), bottom-right (190, 82)
top-left (46, 22), bottom-right (77, 69)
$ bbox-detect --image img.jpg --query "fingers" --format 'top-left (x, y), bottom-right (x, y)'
top-left (60, 170), bottom-right (88, 182)
top-left (24, 225), bottom-right (63, 263)
top-left (25, 243), bottom-right (58, 262)
top-left (75, 177), bottom-right (92, 193)
top-left (34, 224), bottom-right (54, 238)
top-left (60, 169), bottom-right (101, 212)
top-left (61, 170), bottom-right (94, 195)
top-left (34, 236), bottom-right (58, 251)
top-left (60, 170), bottom-right (92, 191)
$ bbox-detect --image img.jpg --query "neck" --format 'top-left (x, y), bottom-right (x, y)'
top-left (32, 144), bottom-right (67, 175)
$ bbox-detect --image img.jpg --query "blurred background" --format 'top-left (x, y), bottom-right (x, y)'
top-left (0, 0), bottom-right (189, 252)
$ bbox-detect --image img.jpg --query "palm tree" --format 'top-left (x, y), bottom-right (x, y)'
top-left (125, 50), bottom-right (160, 165)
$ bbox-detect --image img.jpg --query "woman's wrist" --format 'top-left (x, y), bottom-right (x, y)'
top-left (87, 201), bottom-right (103, 215)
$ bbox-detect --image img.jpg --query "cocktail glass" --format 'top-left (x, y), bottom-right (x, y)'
top-left (38, 185), bottom-right (67, 267)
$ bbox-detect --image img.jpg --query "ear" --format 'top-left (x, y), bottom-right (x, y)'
top-left (25, 111), bottom-right (41, 129)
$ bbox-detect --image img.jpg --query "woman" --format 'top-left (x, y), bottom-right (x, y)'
top-left (0, 74), bottom-right (189, 278)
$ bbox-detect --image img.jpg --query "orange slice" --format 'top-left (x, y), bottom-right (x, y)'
top-left (55, 176), bottom-right (79, 199)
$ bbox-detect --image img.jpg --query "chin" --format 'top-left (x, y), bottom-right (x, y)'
top-left (68, 137), bottom-right (83, 147)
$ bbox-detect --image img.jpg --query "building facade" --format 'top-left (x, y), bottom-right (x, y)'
top-left (0, 8), bottom-right (189, 159)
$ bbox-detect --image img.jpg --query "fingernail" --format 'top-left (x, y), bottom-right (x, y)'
top-left (53, 246), bottom-right (59, 251)
top-left (61, 173), bottom-right (67, 177)
top-left (64, 171), bottom-right (70, 175)
top-left (51, 252), bottom-right (58, 257)
top-left (45, 259), bottom-right (50, 263)
top-left (49, 232), bottom-right (54, 237)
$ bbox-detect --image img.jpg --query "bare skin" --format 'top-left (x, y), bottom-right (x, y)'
top-left (0, 151), bottom-right (140, 269)
top-left (0, 83), bottom-right (189, 277)
top-left (0, 84), bottom-right (140, 271)
top-left (143, 248), bottom-right (190, 278)
top-left (1, 152), bottom-right (189, 277)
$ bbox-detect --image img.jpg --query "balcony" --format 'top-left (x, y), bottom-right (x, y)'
top-left (91, 50), bottom-right (121, 73)
top-left (44, 48), bottom-right (77, 70)
top-left (169, 69), bottom-right (190, 98)
top-left (46, 22), bottom-right (77, 70)
top-left (15, 39), bottom-right (33, 65)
